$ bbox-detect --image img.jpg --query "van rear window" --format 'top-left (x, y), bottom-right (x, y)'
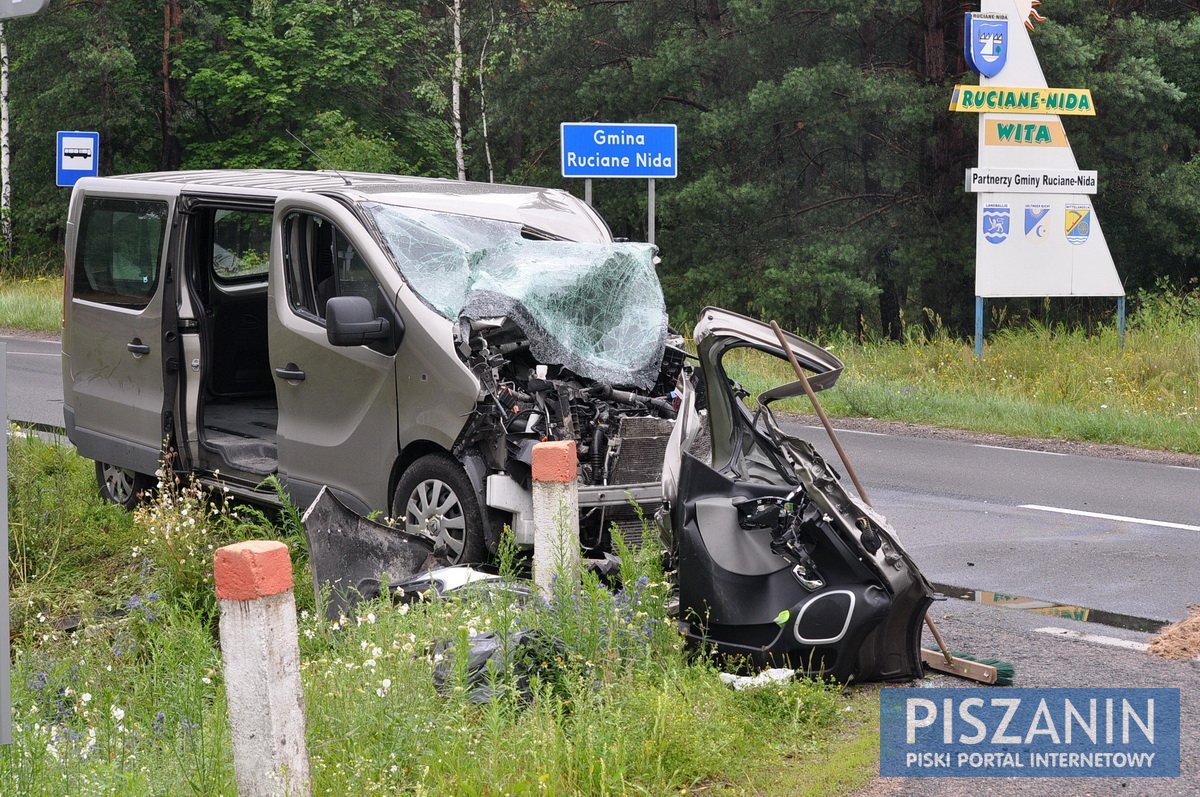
top-left (74, 197), bottom-right (169, 309)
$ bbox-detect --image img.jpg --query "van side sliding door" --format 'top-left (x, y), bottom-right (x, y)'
top-left (63, 180), bottom-right (182, 477)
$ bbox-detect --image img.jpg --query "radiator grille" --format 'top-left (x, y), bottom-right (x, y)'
top-left (603, 416), bottom-right (674, 547)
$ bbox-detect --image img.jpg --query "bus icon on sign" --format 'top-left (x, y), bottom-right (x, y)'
top-left (56, 131), bottom-right (100, 187)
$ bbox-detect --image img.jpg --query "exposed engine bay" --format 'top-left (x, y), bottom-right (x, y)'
top-left (451, 312), bottom-right (689, 552)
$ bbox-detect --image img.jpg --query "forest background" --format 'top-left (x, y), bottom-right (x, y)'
top-left (1, 0), bottom-right (1198, 337)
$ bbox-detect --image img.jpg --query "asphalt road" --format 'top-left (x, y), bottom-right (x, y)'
top-left (778, 420), bottom-right (1200, 624)
top-left (2, 336), bottom-right (62, 429)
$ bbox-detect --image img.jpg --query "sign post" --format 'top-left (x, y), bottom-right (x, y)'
top-left (955, 1), bottom-right (1124, 360)
top-left (561, 122), bottom-right (677, 245)
top-left (1, 344), bottom-right (10, 745)
top-left (56, 131), bottom-right (100, 187)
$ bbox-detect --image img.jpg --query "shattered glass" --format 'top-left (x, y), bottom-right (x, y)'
top-left (366, 203), bottom-right (667, 389)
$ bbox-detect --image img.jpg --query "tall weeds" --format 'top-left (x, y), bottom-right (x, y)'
top-left (727, 285), bottom-right (1200, 453)
top-left (3, 435), bottom-right (847, 795)
top-left (0, 276), bottom-right (61, 331)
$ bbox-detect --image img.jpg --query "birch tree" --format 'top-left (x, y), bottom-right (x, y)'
top-left (449, 0), bottom-right (466, 180)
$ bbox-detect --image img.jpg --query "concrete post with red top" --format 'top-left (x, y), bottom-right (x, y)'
top-left (531, 440), bottom-right (581, 597)
top-left (214, 540), bottom-right (312, 797)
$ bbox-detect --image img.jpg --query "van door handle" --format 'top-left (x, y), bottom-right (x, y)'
top-left (274, 364), bottom-right (306, 382)
top-left (127, 340), bottom-right (151, 357)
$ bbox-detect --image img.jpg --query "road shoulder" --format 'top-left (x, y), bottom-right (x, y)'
top-left (781, 412), bottom-right (1200, 469)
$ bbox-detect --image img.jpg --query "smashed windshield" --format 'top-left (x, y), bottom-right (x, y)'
top-left (365, 203), bottom-right (667, 389)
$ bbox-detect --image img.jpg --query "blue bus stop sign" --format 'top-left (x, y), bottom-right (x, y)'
top-left (56, 131), bottom-right (100, 187)
top-left (561, 123), bottom-right (677, 179)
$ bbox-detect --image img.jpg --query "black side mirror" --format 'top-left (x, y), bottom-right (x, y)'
top-left (326, 295), bottom-right (392, 347)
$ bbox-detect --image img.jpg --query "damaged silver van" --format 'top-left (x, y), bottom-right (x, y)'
top-left (63, 169), bottom-right (931, 681)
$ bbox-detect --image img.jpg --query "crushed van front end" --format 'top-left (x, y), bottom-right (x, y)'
top-left (668, 308), bottom-right (932, 681)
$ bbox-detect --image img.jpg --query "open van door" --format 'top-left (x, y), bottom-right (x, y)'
top-left (265, 193), bottom-right (407, 515)
top-left (265, 192), bottom-right (482, 520)
top-left (63, 179), bottom-right (182, 506)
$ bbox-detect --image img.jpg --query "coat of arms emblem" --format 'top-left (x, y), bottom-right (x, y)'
top-left (965, 13), bottom-right (1009, 78)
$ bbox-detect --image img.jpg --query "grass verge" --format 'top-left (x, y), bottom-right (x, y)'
top-left (708, 686), bottom-right (881, 796)
top-left (0, 277), bottom-right (61, 332)
top-left (2, 431), bottom-right (874, 795)
top-left (725, 288), bottom-right (1200, 454)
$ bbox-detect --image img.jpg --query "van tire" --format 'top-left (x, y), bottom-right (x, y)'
top-left (392, 454), bottom-right (487, 565)
top-left (96, 461), bottom-right (154, 510)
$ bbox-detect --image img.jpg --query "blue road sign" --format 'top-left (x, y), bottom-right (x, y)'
top-left (561, 123), bottom-right (677, 179)
top-left (56, 131), bottom-right (100, 187)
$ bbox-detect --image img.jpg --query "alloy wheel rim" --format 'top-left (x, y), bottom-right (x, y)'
top-left (404, 478), bottom-right (467, 560)
top-left (103, 465), bottom-right (136, 504)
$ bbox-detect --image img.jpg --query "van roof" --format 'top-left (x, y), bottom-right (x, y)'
top-left (99, 169), bottom-right (613, 242)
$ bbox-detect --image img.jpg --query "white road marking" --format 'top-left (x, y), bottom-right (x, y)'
top-left (1168, 465), bottom-right (1200, 472)
top-left (6, 351), bottom-right (59, 357)
top-left (803, 425), bottom-right (888, 437)
top-left (975, 444), bottom-right (1066, 456)
top-left (1020, 504), bottom-right (1200, 532)
top-left (1034, 626), bottom-right (1150, 652)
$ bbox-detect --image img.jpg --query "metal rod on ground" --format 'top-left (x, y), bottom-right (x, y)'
top-left (214, 541), bottom-right (312, 797)
top-left (768, 321), bottom-right (1005, 686)
top-left (768, 321), bottom-right (871, 505)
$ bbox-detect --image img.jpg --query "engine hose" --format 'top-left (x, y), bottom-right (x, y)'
top-left (591, 426), bottom-right (605, 476)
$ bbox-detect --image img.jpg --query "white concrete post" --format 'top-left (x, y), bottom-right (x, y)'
top-left (214, 541), bottom-right (312, 797)
top-left (531, 440), bottom-right (581, 597)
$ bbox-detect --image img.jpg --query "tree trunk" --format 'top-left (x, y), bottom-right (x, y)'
top-left (160, 0), bottom-right (183, 170)
top-left (478, 22), bottom-right (494, 183)
top-left (450, 0), bottom-right (466, 180)
top-left (859, 17), bottom-right (904, 340)
top-left (917, 1), bottom-right (971, 332)
top-left (877, 271), bottom-right (904, 341)
top-left (97, 0), bottom-right (115, 176)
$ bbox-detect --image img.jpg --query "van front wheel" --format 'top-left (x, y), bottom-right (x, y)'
top-left (96, 461), bottom-right (154, 510)
top-left (392, 454), bottom-right (487, 565)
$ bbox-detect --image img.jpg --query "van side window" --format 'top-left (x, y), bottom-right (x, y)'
top-left (282, 212), bottom-right (382, 322)
top-left (211, 209), bottom-right (271, 281)
top-left (74, 197), bottom-right (169, 309)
